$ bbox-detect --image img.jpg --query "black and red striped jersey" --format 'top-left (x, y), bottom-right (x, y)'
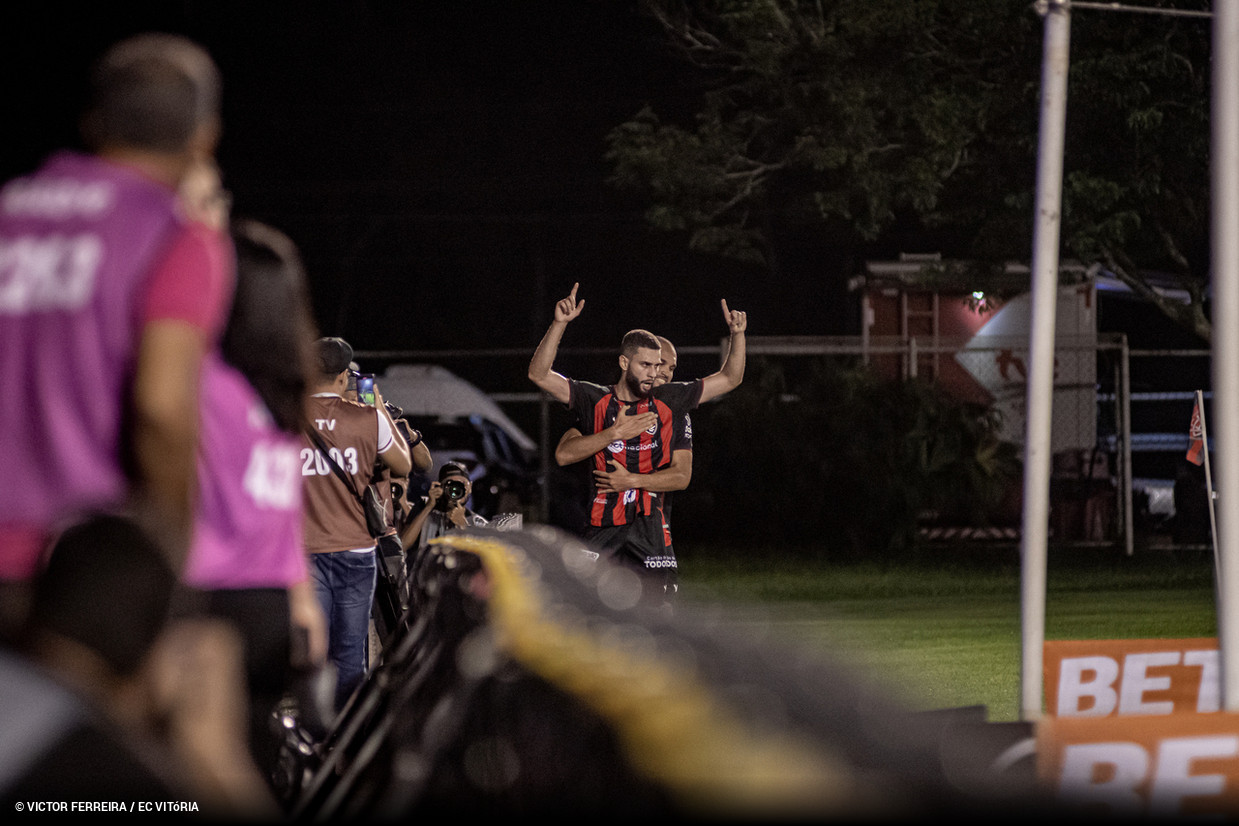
top-left (567, 378), bottom-right (702, 527)
top-left (661, 411), bottom-right (693, 522)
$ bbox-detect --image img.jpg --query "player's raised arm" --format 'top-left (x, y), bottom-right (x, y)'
top-left (699, 298), bottom-right (747, 404)
top-left (527, 282), bottom-right (585, 404)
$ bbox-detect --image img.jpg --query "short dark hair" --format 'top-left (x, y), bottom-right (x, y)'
top-left (620, 329), bottom-right (660, 359)
top-left (80, 33), bottom-right (221, 153)
top-left (315, 336), bottom-right (354, 380)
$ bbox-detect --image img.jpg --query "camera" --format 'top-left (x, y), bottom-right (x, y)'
top-left (442, 479), bottom-right (467, 502)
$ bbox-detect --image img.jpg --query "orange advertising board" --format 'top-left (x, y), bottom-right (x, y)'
top-left (1038, 638), bottom-right (1239, 815)
top-left (1038, 712), bottom-right (1239, 816)
top-left (1043, 638), bottom-right (1219, 718)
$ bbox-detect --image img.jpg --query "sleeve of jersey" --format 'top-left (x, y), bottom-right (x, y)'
top-left (663, 379), bottom-right (703, 411)
top-left (568, 381), bottom-right (611, 431)
top-left (376, 409), bottom-right (395, 453)
top-left (139, 222), bottom-right (235, 338)
top-left (567, 379), bottom-right (587, 421)
top-left (675, 413), bottom-right (694, 451)
top-left (689, 378), bottom-right (704, 409)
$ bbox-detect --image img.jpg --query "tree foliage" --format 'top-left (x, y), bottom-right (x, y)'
top-left (1061, 4), bottom-right (1212, 341)
top-left (606, 0), bottom-right (1213, 340)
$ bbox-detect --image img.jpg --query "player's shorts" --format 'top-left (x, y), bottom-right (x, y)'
top-left (584, 508), bottom-right (677, 604)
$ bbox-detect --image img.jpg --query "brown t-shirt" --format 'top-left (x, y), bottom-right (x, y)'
top-left (302, 394), bottom-right (382, 554)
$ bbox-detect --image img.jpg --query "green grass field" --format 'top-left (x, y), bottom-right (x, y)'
top-left (678, 544), bottom-right (1218, 722)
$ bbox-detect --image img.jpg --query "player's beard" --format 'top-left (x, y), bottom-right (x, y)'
top-left (623, 370), bottom-right (652, 398)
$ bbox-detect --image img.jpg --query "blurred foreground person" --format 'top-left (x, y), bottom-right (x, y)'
top-left (179, 218), bottom-right (327, 791)
top-left (1, 513), bottom-right (276, 818)
top-left (0, 32), bottom-right (231, 636)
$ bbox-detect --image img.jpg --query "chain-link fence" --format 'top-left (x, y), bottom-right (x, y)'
top-left (357, 335), bottom-right (1211, 554)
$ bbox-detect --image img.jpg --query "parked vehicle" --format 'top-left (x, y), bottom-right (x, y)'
top-left (377, 364), bottom-right (539, 519)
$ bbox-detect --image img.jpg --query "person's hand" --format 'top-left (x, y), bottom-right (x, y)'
top-left (425, 481), bottom-right (443, 507)
top-left (721, 299), bottom-right (747, 335)
top-left (609, 405), bottom-right (658, 440)
top-left (554, 282), bottom-right (585, 324)
top-left (594, 460), bottom-right (641, 493)
top-left (447, 502), bottom-right (469, 528)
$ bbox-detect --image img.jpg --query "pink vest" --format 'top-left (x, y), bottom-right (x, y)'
top-left (185, 354), bottom-right (307, 589)
top-left (0, 152), bottom-right (184, 577)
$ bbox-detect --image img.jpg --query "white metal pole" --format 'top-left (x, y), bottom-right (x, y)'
top-left (1212, 0), bottom-right (1239, 712)
top-left (1020, 0), bottom-right (1071, 723)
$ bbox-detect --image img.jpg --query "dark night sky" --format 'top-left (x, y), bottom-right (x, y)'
top-left (1, 1), bottom-right (862, 383)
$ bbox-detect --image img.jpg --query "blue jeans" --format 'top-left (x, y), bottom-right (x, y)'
top-left (309, 550), bottom-right (376, 713)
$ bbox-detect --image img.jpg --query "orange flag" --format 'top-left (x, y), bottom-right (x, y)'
top-left (1187, 398), bottom-right (1205, 466)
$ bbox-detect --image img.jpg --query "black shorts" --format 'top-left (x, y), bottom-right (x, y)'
top-left (584, 509), bottom-right (677, 602)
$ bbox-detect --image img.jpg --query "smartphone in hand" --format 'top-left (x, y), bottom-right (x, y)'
top-left (357, 374), bottom-right (376, 405)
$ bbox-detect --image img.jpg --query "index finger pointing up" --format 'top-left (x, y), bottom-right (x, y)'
top-left (721, 298), bottom-right (731, 320)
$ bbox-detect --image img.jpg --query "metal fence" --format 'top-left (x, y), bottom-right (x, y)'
top-left (357, 335), bottom-right (1212, 554)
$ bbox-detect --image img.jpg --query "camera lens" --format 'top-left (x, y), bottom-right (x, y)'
top-left (443, 479), bottom-right (466, 501)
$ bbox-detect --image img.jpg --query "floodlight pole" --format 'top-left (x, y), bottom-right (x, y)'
top-left (1020, 0), bottom-right (1218, 725)
top-left (1020, 0), bottom-right (1071, 724)
top-left (1212, 0), bottom-right (1239, 712)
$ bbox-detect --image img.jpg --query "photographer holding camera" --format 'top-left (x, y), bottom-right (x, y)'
top-left (368, 403), bottom-right (430, 640)
top-left (398, 461), bottom-right (488, 569)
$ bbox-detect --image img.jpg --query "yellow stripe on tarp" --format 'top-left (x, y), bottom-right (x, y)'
top-left (426, 533), bottom-right (898, 818)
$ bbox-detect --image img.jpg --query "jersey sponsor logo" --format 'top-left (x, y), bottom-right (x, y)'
top-left (0, 233), bottom-right (103, 313)
top-left (684, 414), bottom-right (692, 439)
top-left (608, 440), bottom-right (625, 453)
top-left (643, 555), bottom-right (677, 569)
top-left (618, 441), bottom-right (660, 452)
top-left (622, 489), bottom-right (638, 504)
